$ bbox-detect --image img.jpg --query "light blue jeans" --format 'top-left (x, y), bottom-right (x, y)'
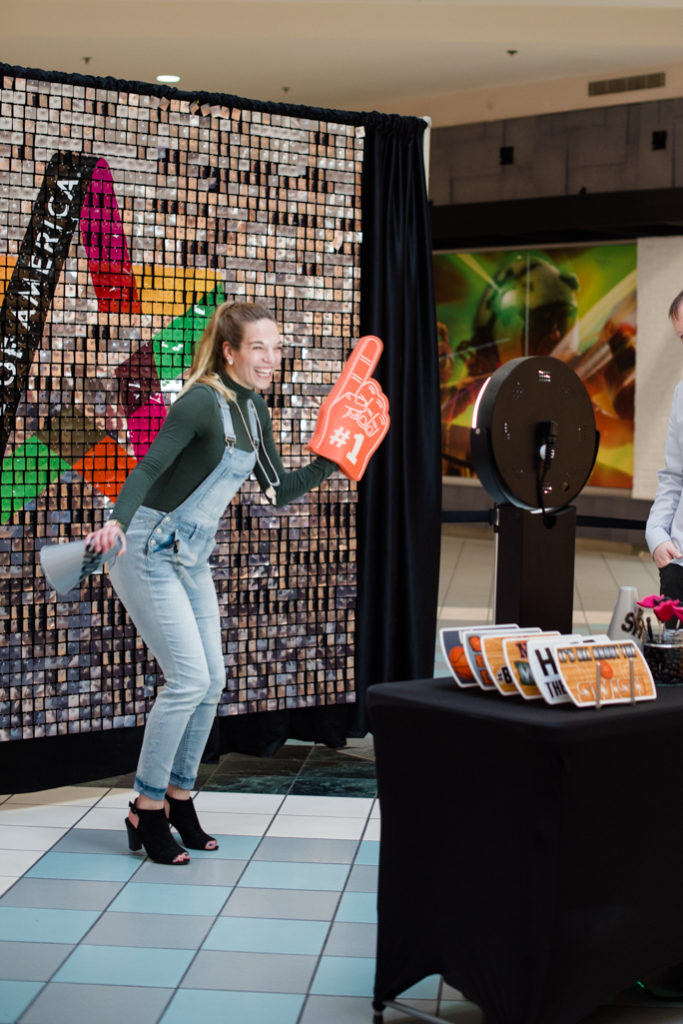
top-left (110, 403), bottom-right (256, 801)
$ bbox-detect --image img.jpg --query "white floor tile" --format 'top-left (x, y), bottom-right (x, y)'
top-left (5, 786), bottom-right (110, 806)
top-left (438, 606), bottom-right (493, 622)
top-left (279, 796), bottom-right (373, 818)
top-left (79, 789), bottom-right (135, 810)
top-left (0, 824), bottom-right (68, 850)
top-left (0, 804), bottom-right (88, 828)
top-left (188, 811), bottom-right (276, 836)
top-left (0, 848), bottom-right (45, 874)
top-left (72, 806), bottom-right (131, 830)
top-left (266, 815), bottom-right (366, 840)
top-left (362, 819), bottom-right (381, 841)
top-left (193, 792), bottom-right (284, 814)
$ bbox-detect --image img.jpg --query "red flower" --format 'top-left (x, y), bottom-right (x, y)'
top-left (653, 599), bottom-right (678, 623)
top-left (637, 594), bottom-right (664, 608)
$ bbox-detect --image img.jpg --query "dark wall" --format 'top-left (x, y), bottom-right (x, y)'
top-left (430, 97), bottom-right (683, 208)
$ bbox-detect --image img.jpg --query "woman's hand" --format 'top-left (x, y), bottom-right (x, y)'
top-left (653, 540), bottom-right (682, 568)
top-left (85, 520), bottom-right (127, 557)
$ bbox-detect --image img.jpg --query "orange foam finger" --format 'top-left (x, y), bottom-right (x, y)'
top-left (311, 335), bottom-right (384, 450)
top-left (308, 379), bottom-right (390, 481)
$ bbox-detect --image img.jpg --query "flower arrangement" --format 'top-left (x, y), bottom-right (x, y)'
top-left (637, 595), bottom-right (683, 642)
top-left (638, 595), bottom-right (683, 685)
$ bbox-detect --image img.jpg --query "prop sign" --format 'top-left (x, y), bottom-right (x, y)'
top-left (308, 335), bottom-right (389, 481)
top-left (440, 625), bottom-right (518, 688)
top-left (554, 640), bottom-right (656, 707)
top-left (441, 624), bottom-right (657, 708)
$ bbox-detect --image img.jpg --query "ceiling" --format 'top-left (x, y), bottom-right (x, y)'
top-left (3, 0), bottom-right (683, 127)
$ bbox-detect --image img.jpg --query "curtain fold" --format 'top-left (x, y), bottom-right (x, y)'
top-left (352, 116), bottom-right (442, 734)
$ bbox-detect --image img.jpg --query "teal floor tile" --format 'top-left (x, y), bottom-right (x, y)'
top-left (53, 944), bottom-right (195, 987)
top-left (334, 891), bottom-right (377, 924)
top-left (0, 979), bottom-right (44, 1024)
top-left (309, 955), bottom-right (375, 997)
top-left (132, 858), bottom-right (244, 886)
top-left (239, 860), bottom-right (349, 891)
top-left (27, 852), bottom-right (139, 883)
top-left (187, 835), bottom-right (259, 860)
top-left (160, 988), bottom-right (304, 1024)
top-left (203, 916), bottom-right (328, 955)
top-left (108, 882), bottom-right (232, 916)
top-left (354, 840), bottom-right (380, 866)
top-left (0, 907), bottom-right (99, 944)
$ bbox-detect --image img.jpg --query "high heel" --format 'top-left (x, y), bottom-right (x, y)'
top-left (166, 794), bottom-right (218, 851)
top-left (125, 800), bottom-right (189, 865)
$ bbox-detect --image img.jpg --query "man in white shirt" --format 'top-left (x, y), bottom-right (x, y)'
top-left (645, 289), bottom-right (683, 601)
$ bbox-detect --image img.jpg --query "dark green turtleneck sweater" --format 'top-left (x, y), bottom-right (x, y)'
top-left (110, 372), bottom-right (336, 531)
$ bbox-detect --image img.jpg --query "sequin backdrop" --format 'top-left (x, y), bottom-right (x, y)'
top-left (0, 70), bottom-right (363, 742)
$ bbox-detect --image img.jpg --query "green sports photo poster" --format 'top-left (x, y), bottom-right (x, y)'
top-left (434, 244), bottom-right (637, 488)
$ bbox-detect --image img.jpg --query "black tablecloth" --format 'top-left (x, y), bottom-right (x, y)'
top-left (368, 678), bottom-right (683, 1024)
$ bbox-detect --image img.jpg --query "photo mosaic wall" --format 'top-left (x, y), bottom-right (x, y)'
top-left (0, 69), bottom-right (364, 742)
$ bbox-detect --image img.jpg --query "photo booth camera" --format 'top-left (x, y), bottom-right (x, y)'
top-left (471, 356), bottom-right (599, 633)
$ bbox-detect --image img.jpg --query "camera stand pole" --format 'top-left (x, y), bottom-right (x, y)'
top-left (493, 503), bottom-right (576, 634)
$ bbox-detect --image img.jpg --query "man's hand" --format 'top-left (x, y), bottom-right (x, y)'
top-left (308, 335), bottom-right (390, 481)
top-left (653, 540), bottom-right (682, 568)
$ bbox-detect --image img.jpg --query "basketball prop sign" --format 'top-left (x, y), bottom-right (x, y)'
top-left (308, 335), bottom-right (390, 481)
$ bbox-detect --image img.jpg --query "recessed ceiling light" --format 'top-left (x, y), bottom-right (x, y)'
top-left (156, 74), bottom-right (181, 84)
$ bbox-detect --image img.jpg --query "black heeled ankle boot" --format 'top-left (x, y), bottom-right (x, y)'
top-left (166, 794), bottom-right (218, 850)
top-left (125, 800), bottom-right (189, 865)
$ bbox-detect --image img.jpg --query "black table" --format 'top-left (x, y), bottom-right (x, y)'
top-left (368, 678), bottom-right (683, 1024)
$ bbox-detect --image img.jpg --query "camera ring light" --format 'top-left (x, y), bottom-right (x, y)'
top-left (470, 356), bottom-right (599, 512)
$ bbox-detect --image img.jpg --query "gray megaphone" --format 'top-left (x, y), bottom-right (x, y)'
top-left (607, 585), bottom-right (642, 644)
top-left (39, 537), bottom-right (122, 596)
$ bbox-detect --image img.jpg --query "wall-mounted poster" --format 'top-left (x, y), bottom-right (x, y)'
top-left (434, 244), bottom-right (637, 488)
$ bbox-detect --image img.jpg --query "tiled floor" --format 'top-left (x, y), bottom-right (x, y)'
top-left (1, 527), bottom-right (676, 1024)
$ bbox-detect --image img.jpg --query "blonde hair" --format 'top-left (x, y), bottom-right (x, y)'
top-left (180, 301), bottom-right (277, 402)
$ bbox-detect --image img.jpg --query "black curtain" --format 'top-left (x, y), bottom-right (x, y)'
top-left (0, 64), bottom-right (441, 786)
top-left (353, 115), bottom-right (441, 732)
top-left (218, 113), bottom-right (442, 746)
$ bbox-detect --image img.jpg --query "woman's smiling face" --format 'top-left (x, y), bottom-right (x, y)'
top-left (223, 318), bottom-right (283, 391)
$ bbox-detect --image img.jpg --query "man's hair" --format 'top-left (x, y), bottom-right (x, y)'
top-left (669, 290), bottom-right (683, 320)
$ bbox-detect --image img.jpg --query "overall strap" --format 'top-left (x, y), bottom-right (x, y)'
top-left (247, 399), bottom-right (261, 448)
top-left (216, 393), bottom-right (236, 446)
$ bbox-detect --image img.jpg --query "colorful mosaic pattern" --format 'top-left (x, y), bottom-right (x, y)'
top-left (0, 72), bottom-right (364, 741)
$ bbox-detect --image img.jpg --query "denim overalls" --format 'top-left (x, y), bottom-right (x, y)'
top-left (110, 394), bottom-right (259, 801)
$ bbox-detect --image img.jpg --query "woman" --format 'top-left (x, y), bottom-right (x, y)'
top-left (86, 301), bottom-right (337, 865)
